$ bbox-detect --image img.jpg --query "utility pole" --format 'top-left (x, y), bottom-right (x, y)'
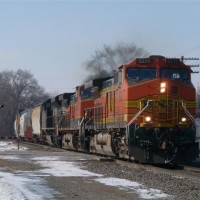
top-left (15, 113), bottom-right (20, 150)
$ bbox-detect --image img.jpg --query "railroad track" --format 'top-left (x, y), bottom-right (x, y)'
top-left (17, 139), bottom-right (200, 175)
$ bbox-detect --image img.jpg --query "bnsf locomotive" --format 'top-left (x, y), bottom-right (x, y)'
top-left (16, 55), bottom-right (199, 164)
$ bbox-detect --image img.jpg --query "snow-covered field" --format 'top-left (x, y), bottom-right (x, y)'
top-left (0, 141), bottom-right (27, 151)
top-left (0, 141), bottom-right (171, 200)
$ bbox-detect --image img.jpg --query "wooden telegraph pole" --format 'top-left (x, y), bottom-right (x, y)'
top-left (16, 113), bottom-right (20, 150)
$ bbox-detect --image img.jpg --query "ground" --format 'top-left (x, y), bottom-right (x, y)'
top-left (0, 140), bottom-right (199, 200)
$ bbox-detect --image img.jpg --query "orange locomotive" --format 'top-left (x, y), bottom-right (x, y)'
top-left (37, 55), bottom-right (199, 164)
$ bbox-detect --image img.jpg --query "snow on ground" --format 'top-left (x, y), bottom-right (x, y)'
top-left (96, 178), bottom-right (170, 199)
top-left (34, 158), bottom-right (170, 199)
top-left (32, 156), bottom-right (87, 161)
top-left (0, 155), bottom-right (22, 160)
top-left (0, 141), bottom-right (27, 151)
top-left (0, 171), bottom-right (60, 200)
top-left (172, 175), bottom-right (185, 179)
top-left (37, 160), bottom-right (102, 177)
top-left (0, 141), bottom-right (171, 199)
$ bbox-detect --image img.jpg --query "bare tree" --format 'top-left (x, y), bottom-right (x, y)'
top-left (0, 69), bottom-right (49, 136)
top-left (83, 43), bottom-right (149, 81)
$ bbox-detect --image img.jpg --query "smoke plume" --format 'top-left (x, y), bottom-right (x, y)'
top-left (83, 43), bottom-right (149, 81)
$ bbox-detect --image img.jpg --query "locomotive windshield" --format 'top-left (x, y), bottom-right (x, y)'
top-left (126, 68), bottom-right (157, 80)
top-left (160, 68), bottom-right (189, 80)
top-left (81, 87), bottom-right (92, 99)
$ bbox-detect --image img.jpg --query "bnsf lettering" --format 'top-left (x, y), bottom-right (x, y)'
top-left (157, 101), bottom-right (174, 108)
top-left (143, 100), bottom-right (175, 108)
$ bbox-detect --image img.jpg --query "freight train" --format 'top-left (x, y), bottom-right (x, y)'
top-left (15, 55), bottom-right (199, 164)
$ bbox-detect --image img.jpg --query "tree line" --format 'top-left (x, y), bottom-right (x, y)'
top-left (0, 69), bottom-right (49, 136)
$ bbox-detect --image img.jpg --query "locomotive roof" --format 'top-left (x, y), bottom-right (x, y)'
top-left (41, 98), bottom-right (51, 110)
top-left (84, 77), bottom-right (112, 89)
top-left (102, 78), bottom-right (114, 88)
top-left (19, 108), bottom-right (32, 116)
top-left (125, 55), bottom-right (192, 71)
top-left (51, 92), bottom-right (74, 103)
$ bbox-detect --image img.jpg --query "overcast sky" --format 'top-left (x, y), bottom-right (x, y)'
top-left (0, 0), bottom-right (200, 93)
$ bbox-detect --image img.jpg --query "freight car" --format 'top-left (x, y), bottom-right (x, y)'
top-left (16, 55), bottom-right (199, 164)
top-left (19, 109), bottom-right (32, 141)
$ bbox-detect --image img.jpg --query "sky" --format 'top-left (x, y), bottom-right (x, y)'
top-left (0, 0), bottom-right (200, 94)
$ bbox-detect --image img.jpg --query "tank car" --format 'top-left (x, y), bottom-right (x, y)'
top-left (19, 109), bottom-right (32, 141)
top-left (32, 105), bottom-right (41, 143)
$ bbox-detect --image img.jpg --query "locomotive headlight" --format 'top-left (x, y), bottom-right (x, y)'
top-left (160, 82), bottom-right (166, 93)
top-left (144, 116), bottom-right (151, 122)
top-left (160, 82), bottom-right (166, 88)
top-left (160, 88), bottom-right (166, 93)
top-left (181, 117), bottom-right (187, 122)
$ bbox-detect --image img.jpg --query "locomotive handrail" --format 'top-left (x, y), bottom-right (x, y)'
top-left (79, 116), bottom-right (85, 127)
top-left (181, 101), bottom-right (198, 126)
top-left (126, 100), bottom-right (153, 138)
top-left (79, 106), bottom-right (104, 131)
top-left (181, 101), bottom-right (200, 142)
top-left (56, 115), bottom-right (65, 136)
top-left (83, 105), bottom-right (105, 129)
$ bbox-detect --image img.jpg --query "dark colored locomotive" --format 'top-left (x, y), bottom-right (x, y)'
top-left (18, 55), bottom-right (199, 164)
